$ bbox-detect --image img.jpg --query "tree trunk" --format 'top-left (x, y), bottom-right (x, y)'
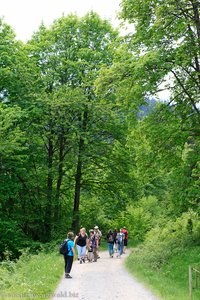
top-left (191, 0), bottom-right (200, 84)
top-left (191, 0), bottom-right (200, 47)
top-left (72, 144), bottom-right (83, 233)
top-left (45, 137), bottom-right (53, 241)
top-left (72, 110), bottom-right (88, 233)
top-left (54, 134), bottom-right (65, 222)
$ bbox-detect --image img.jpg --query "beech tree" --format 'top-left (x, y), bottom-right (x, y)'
top-left (27, 12), bottom-right (121, 234)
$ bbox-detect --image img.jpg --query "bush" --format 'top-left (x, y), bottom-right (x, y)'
top-left (112, 196), bottom-right (161, 242)
top-left (132, 209), bottom-right (200, 269)
top-left (0, 220), bottom-right (31, 260)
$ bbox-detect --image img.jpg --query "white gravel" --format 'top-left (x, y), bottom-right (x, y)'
top-left (53, 250), bottom-right (159, 300)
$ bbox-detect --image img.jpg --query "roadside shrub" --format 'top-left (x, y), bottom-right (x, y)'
top-left (132, 210), bottom-right (200, 269)
top-left (0, 220), bottom-right (30, 260)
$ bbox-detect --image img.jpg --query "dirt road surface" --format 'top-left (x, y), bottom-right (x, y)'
top-left (53, 250), bottom-right (159, 300)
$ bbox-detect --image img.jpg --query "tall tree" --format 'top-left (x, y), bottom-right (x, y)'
top-left (28, 12), bottom-right (120, 234)
top-left (119, 0), bottom-right (200, 129)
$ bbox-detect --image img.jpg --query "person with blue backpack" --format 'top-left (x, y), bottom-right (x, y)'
top-left (60, 231), bottom-right (75, 278)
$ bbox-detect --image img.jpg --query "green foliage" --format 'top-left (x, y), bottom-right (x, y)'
top-left (0, 13), bottom-right (127, 244)
top-left (117, 2), bottom-right (200, 292)
top-left (129, 210), bottom-right (200, 270)
top-left (128, 196), bottom-right (161, 241)
top-left (0, 221), bottom-right (31, 260)
top-left (0, 14), bottom-right (199, 300)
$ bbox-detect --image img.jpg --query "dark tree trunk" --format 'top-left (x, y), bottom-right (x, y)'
top-left (44, 137), bottom-right (53, 241)
top-left (72, 144), bottom-right (83, 233)
top-left (191, 0), bottom-right (200, 46)
top-left (54, 134), bottom-right (65, 221)
top-left (191, 0), bottom-right (200, 84)
top-left (72, 110), bottom-right (88, 233)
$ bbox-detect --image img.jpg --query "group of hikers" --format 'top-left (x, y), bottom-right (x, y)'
top-left (62, 226), bottom-right (128, 279)
top-left (106, 227), bottom-right (128, 258)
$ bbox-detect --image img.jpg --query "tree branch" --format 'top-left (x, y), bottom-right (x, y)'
top-left (171, 70), bottom-right (200, 115)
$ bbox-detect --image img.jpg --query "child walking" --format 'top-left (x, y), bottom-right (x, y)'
top-left (64, 232), bottom-right (75, 278)
top-left (87, 239), bottom-right (94, 262)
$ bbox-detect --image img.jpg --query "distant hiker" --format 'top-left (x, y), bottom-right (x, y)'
top-left (63, 232), bottom-right (75, 279)
top-left (107, 229), bottom-right (114, 258)
top-left (94, 225), bottom-right (102, 243)
top-left (87, 239), bottom-right (94, 262)
top-left (113, 228), bottom-right (118, 252)
top-left (74, 227), bottom-right (88, 264)
top-left (88, 229), bottom-right (99, 262)
top-left (94, 225), bottom-right (102, 258)
top-left (116, 228), bottom-right (125, 258)
top-left (122, 226), bottom-right (128, 253)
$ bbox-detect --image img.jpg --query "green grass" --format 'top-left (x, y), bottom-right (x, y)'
top-left (0, 251), bottom-right (64, 300)
top-left (0, 241), bottom-right (106, 300)
top-left (125, 245), bottom-right (200, 300)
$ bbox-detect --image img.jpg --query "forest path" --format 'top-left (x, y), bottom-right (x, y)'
top-left (53, 250), bottom-right (159, 300)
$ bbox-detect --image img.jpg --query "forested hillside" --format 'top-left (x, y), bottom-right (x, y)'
top-left (0, 0), bottom-right (199, 273)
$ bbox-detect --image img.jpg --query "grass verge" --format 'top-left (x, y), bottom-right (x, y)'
top-left (0, 250), bottom-right (64, 300)
top-left (125, 245), bottom-right (200, 300)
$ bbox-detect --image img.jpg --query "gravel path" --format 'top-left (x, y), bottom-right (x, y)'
top-left (53, 250), bottom-right (159, 300)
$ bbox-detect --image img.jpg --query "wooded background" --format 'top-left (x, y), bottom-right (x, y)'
top-left (0, 0), bottom-right (199, 262)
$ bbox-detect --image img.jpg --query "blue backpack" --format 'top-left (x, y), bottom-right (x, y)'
top-left (118, 233), bottom-right (124, 244)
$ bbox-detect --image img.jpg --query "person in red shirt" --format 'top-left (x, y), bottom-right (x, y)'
top-left (122, 226), bottom-right (128, 253)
